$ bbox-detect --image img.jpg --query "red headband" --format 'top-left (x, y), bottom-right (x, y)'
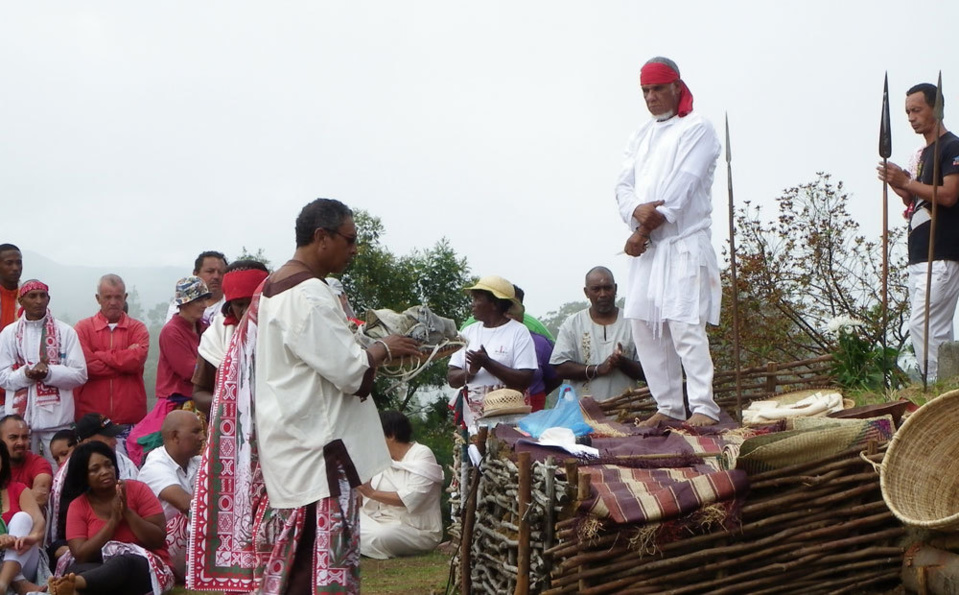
top-left (223, 269), bottom-right (269, 303)
top-left (18, 280), bottom-right (49, 298)
top-left (639, 62), bottom-right (694, 118)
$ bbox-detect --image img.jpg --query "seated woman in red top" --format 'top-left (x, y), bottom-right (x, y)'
top-left (52, 441), bottom-right (174, 595)
top-left (0, 440), bottom-right (45, 594)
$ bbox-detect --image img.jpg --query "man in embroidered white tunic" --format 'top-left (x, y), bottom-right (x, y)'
top-left (550, 267), bottom-right (644, 401)
top-left (615, 57), bottom-right (722, 427)
top-left (255, 198), bottom-right (420, 593)
top-left (0, 280), bottom-right (87, 463)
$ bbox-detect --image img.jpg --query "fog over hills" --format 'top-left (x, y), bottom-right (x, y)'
top-left (23, 250), bottom-right (189, 324)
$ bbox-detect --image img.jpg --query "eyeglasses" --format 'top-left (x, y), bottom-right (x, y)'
top-left (324, 229), bottom-right (358, 246)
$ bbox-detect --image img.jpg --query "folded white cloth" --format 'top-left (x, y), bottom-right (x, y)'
top-left (517, 427), bottom-right (599, 458)
top-left (743, 391), bottom-right (844, 424)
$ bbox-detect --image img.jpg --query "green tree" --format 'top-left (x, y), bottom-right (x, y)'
top-left (340, 210), bottom-right (474, 411)
top-left (141, 300), bottom-right (168, 406)
top-left (234, 247), bottom-right (272, 270)
top-left (126, 286), bottom-right (144, 320)
top-left (146, 301), bottom-right (169, 329)
top-left (709, 173), bottom-right (909, 388)
top-left (540, 301), bottom-right (588, 339)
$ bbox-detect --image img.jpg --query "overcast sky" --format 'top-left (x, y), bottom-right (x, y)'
top-left (2, 1), bottom-right (956, 316)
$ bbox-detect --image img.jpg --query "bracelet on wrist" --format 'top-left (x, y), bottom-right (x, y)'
top-left (374, 339), bottom-right (393, 362)
top-left (585, 364), bottom-right (597, 380)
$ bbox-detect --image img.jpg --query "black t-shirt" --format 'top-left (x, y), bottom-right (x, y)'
top-left (908, 131), bottom-right (959, 264)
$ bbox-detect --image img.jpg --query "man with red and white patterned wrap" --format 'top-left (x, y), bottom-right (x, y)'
top-left (0, 280), bottom-right (87, 465)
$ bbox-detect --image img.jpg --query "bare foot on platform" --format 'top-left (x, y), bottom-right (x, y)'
top-left (686, 413), bottom-right (718, 427)
top-left (49, 575), bottom-right (76, 595)
top-left (638, 412), bottom-right (682, 427)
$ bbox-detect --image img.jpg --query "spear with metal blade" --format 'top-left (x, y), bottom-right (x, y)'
top-left (922, 71), bottom-right (944, 391)
top-left (725, 114), bottom-right (743, 421)
top-left (879, 72), bottom-right (892, 387)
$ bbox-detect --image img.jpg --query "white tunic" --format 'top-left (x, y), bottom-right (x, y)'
top-left (0, 317), bottom-right (86, 431)
top-left (360, 442), bottom-right (444, 559)
top-left (549, 308), bottom-right (638, 401)
top-left (614, 112), bottom-right (722, 329)
top-left (197, 312), bottom-right (233, 369)
top-left (448, 319), bottom-right (538, 431)
top-left (255, 277), bottom-right (389, 509)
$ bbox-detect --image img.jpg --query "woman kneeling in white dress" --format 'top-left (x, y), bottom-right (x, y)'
top-left (358, 411), bottom-right (444, 559)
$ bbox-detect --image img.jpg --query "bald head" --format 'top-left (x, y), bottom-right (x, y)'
top-left (162, 410), bottom-right (205, 465)
top-left (162, 410), bottom-right (199, 441)
top-left (585, 266), bottom-right (614, 286)
top-left (584, 266), bottom-right (617, 316)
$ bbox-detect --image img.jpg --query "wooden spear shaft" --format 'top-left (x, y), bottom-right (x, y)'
top-left (879, 72), bottom-right (892, 388)
top-left (725, 114), bottom-right (744, 421)
top-left (922, 72), bottom-right (944, 391)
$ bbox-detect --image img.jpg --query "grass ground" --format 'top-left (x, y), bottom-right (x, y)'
top-left (167, 551), bottom-right (452, 595)
top-left (847, 375), bottom-right (959, 408)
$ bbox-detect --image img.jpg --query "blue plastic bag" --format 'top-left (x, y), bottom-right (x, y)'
top-left (518, 384), bottom-right (593, 439)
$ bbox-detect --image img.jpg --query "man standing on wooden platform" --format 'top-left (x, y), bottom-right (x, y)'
top-left (878, 82), bottom-right (959, 383)
top-left (615, 56), bottom-right (722, 426)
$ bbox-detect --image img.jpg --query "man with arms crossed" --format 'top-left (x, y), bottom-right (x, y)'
top-left (74, 274), bottom-right (150, 453)
top-left (615, 56), bottom-right (722, 426)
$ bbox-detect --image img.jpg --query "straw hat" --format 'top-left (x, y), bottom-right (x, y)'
top-left (481, 389), bottom-right (531, 418)
top-left (465, 276), bottom-right (517, 303)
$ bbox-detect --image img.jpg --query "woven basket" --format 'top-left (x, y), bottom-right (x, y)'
top-left (736, 416), bottom-right (894, 474)
top-left (881, 389), bottom-right (959, 531)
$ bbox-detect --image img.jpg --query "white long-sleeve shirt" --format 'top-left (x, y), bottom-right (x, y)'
top-left (615, 111), bottom-right (722, 329)
top-left (255, 276), bottom-right (389, 508)
top-left (0, 317), bottom-right (86, 430)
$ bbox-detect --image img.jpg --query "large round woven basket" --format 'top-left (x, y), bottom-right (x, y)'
top-left (881, 389), bottom-right (959, 531)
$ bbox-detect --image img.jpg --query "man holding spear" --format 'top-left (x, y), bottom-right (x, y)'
top-left (615, 56), bottom-right (722, 426)
top-left (878, 82), bottom-right (959, 383)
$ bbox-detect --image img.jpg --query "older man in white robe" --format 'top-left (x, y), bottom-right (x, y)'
top-left (615, 56), bottom-right (722, 427)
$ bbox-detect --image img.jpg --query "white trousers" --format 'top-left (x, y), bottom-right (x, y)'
top-left (4, 511), bottom-right (39, 582)
top-left (908, 261), bottom-right (959, 382)
top-left (630, 319), bottom-right (720, 421)
top-left (359, 510), bottom-right (442, 560)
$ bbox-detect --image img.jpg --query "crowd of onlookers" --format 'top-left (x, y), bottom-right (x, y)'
top-left (0, 243), bottom-right (445, 594)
